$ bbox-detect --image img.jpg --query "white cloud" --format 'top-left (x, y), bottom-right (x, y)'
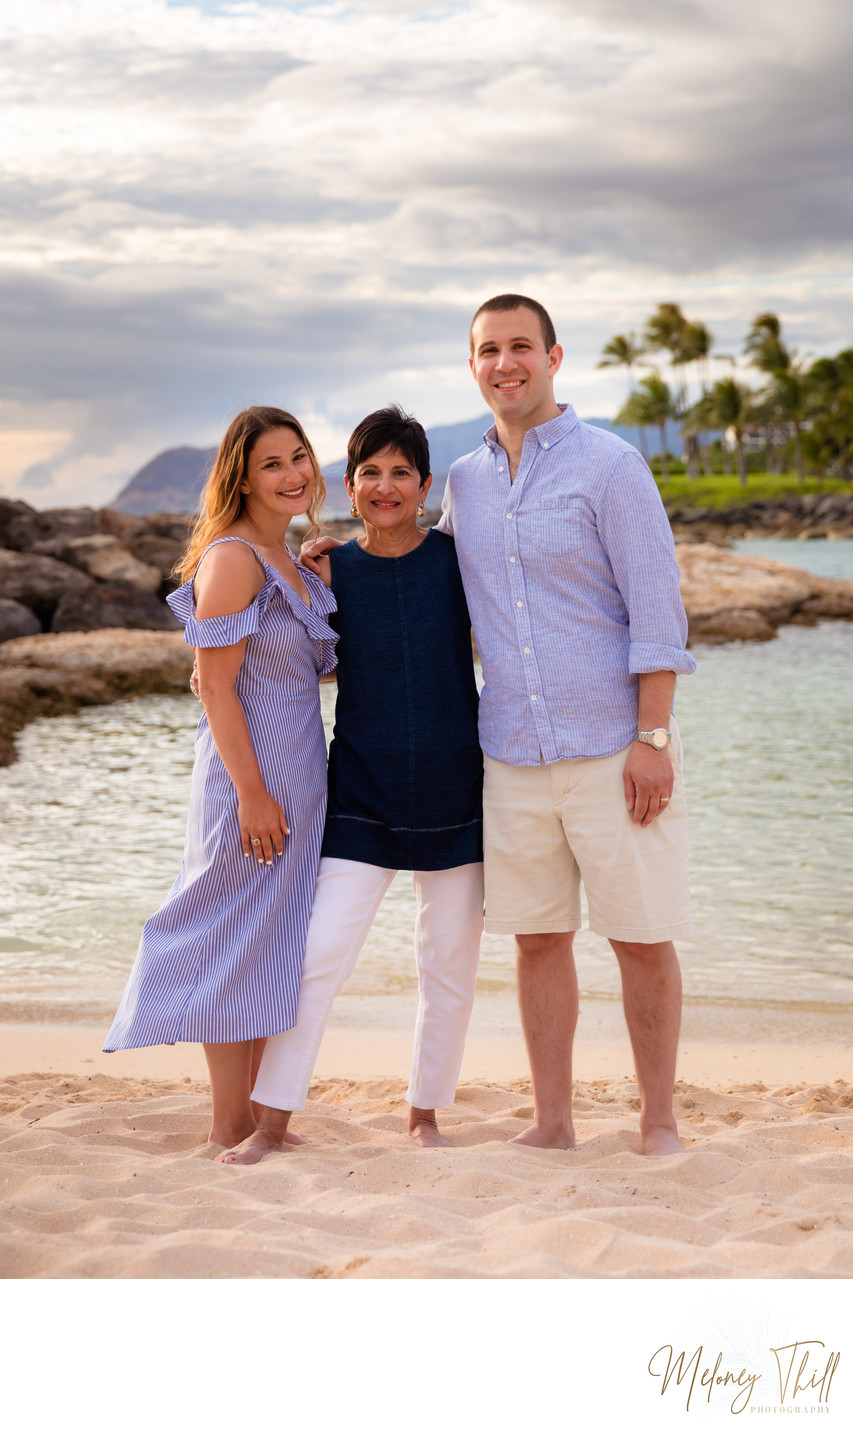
top-left (1, 0), bottom-right (851, 505)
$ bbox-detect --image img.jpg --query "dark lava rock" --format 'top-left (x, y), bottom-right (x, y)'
top-left (51, 581), bottom-right (181, 633)
top-left (0, 548), bottom-right (90, 624)
top-left (98, 510), bottom-right (193, 588)
top-left (0, 599), bottom-right (42, 644)
top-left (0, 498), bottom-right (44, 550)
top-left (0, 499), bottom-right (100, 552)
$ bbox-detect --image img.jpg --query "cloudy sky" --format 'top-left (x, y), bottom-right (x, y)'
top-left (2, 0), bottom-right (852, 507)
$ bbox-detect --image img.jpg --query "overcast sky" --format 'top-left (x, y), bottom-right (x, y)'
top-left (3, 0), bottom-right (852, 508)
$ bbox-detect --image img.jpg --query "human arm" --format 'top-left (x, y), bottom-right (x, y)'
top-left (596, 450), bottom-right (696, 680)
top-left (593, 453), bottom-right (691, 825)
top-left (192, 545), bottom-right (289, 864)
top-left (622, 670), bottom-right (676, 826)
top-left (435, 471), bottom-right (454, 535)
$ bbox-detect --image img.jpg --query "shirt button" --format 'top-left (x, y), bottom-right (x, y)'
top-left (516, 601), bottom-right (523, 608)
top-left (506, 513), bottom-right (513, 519)
top-left (542, 441), bottom-right (550, 449)
top-left (524, 647), bottom-right (530, 653)
top-left (531, 695), bottom-right (538, 702)
top-left (509, 556), bottom-right (516, 563)
top-left (498, 465), bottom-right (505, 472)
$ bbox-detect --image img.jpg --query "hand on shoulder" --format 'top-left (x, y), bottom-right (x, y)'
top-left (194, 537), bottom-right (266, 620)
top-left (299, 534), bottom-right (341, 585)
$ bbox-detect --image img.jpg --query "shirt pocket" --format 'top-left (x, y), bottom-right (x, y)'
top-left (519, 496), bottom-right (591, 561)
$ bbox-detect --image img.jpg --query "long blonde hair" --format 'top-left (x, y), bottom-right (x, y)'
top-left (177, 406), bottom-right (326, 583)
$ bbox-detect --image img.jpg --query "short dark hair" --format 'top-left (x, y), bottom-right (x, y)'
top-left (469, 294), bottom-right (557, 353)
top-left (346, 404), bottom-right (431, 486)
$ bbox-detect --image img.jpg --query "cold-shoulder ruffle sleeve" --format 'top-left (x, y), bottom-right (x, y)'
top-left (166, 576), bottom-right (271, 648)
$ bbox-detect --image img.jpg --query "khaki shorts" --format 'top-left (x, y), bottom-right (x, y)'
top-left (483, 720), bottom-right (692, 942)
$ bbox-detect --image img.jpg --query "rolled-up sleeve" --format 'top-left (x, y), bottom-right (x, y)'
top-left (597, 452), bottom-right (696, 677)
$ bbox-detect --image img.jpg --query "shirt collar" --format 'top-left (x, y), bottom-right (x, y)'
top-left (483, 402), bottom-right (579, 453)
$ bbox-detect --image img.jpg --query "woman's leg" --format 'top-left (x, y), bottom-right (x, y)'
top-left (407, 863), bottom-right (484, 1145)
top-left (249, 1037), bottom-right (268, 1125)
top-left (221, 857), bottom-right (395, 1164)
top-left (203, 1040), bottom-right (257, 1147)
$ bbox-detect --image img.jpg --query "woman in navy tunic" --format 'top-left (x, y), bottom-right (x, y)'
top-left (104, 407), bottom-right (337, 1150)
top-left (322, 527), bottom-right (482, 871)
top-left (224, 406), bottom-right (484, 1162)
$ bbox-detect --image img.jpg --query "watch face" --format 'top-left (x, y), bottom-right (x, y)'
top-left (652, 730), bottom-right (668, 749)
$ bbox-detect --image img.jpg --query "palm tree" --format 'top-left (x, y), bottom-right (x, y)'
top-left (643, 304), bottom-right (714, 477)
top-left (645, 303), bottom-right (689, 405)
top-left (804, 351), bottom-right (853, 480)
top-left (767, 362), bottom-right (809, 481)
top-left (705, 378), bottom-right (758, 486)
top-left (598, 332), bottom-right (648, 457)
top-left (744, 313), bottom-right (794, 474)
top-left (615, 373), bottom-right (677, 480)
top-left (681, 321), bottom-right (713, 475)
top-left (744, 313), bottom-right (790, 375)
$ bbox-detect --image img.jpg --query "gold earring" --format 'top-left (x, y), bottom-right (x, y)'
top-left (417, 502), bottom-right (425, 517)
top-left (351, 502), bottom-right (360, 517)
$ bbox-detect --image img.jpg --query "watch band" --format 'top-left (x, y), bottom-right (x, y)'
top-left (634, 728), bottom-right (671, 750)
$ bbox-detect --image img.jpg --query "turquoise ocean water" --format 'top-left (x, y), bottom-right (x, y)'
top-left (0, 539), bottom-right (851, 1026)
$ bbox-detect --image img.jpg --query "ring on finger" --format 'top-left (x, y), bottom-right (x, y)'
top-left (251, 837), bottom-right (261, 846)
top-left (660, 796), bottom-right (670, 804)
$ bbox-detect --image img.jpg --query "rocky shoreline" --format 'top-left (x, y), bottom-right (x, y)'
top-left (0, 630), bottom-right (194, 767)
top-left (1, 540), bottom-right (852, 768)
top-left (667, 489), bottom-right (853, 543)
top-left (0, 499), bottom-right (190, 645)
top-left (2, 491), bottom-right (853, 648)
top-left (675, 543), bottom-right (853, 643)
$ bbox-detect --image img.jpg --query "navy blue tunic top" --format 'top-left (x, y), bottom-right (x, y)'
top-left (321, 528), bottom-right (483, 871)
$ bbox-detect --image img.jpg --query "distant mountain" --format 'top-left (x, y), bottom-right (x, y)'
top-left (109, 415), bottom-right (689, 516)
top-left (111, 446), bottom-right (217, 515)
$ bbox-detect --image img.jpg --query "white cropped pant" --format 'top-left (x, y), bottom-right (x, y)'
top-left (252, 857), bottom-right (484, 1113)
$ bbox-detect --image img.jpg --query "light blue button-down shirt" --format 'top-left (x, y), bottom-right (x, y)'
top-left (438, 403), bottom-right (696, 765)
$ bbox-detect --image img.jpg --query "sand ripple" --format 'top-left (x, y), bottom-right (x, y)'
top-left (1, 1072), bottom-right (851, 1279)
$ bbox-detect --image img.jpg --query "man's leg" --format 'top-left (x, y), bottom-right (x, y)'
top-left (512, 931), bottom-right (577, 1149)
top-left (407, 863), bottom-right (484, 1147)
top-left (553, 726), bottom-right (690, 1157)
top-left (481, 754), bottom-right (581, 1151)
top-left (609, 937), bottom-right (683, 1156)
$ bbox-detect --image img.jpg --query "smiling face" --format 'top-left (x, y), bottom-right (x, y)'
top-left (469, 305), bottom-right (563, 430)
top-left (240, 426), bottom-right (316, 521)
top-left (347, 444), bottom-right (432, 532)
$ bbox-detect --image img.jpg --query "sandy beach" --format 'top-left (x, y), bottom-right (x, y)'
top-left (1, 1004), bottom-right (851, 1280)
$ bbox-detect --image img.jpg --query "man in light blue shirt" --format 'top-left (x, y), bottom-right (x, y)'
top-left (439, 294), bottom-right (695, 1156)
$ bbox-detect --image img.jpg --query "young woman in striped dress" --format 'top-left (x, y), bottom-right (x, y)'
top-left (103, 407), bottom-right (338, 1149)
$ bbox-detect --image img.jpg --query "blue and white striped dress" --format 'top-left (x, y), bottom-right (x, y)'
top-left (104, 537), bottom-right (338, 1050)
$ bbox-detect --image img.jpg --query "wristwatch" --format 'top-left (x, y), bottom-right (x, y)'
top-left (634, 728), bottom-right (671, 751)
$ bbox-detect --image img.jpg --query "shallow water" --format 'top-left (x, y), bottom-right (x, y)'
top-left (1, 541), bottom-right (851, 1023)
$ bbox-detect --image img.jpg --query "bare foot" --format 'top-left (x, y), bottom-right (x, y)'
top-left (407, 1107), bottom-right (453, 1148)
top-left (510, 1122), bottom-right (576, 1150)
top-left (208, 1119), bottom-right (255, 1149)
top-left (219, 1128), bottom-right (299, 1165)
top-left (409, 1121), bottom-right (453, 1149)
top-left (641, 1124), bottom-right (684, 1156)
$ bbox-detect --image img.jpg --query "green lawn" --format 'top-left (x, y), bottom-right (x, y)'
top-left (656, 473), bottom-right (850, 509)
